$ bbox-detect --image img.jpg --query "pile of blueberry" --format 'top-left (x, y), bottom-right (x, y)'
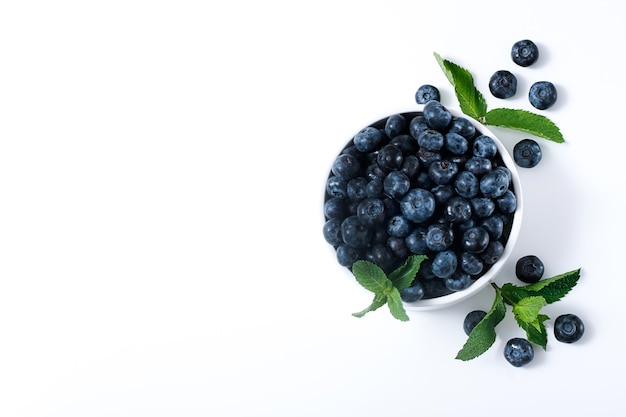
top-left (323, 100), bottom-right (518, 301)
top-left (463, 255), bottom-right (586, 367)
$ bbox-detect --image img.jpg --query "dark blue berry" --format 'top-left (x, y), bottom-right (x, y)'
top-left (418, 129), bottom-right (445, 151)
top-left (554, 314), bottom-right (585, 343)
top-left (415, 84), bottom-right (441, 104)
top-left (423, 100), bottom-right (452, 130)
top-left (445, 271), bottom-right (471, 292)
top-left (387, 236), bottom-right (410, 260)
top-left (365, 178), bottom-right (384, 198)
top-left (326, 175), bottom-right (348, 199)
top-left (497, 190), bottom-right (517, 214)
top-left (480, 216), bottom-right (504, 240)
top-left (504, 337), bottom-right (534, 367)
top-left (324, 197), bottom-right (346, 219)
top-left (383, 171), bottom-right (410, 199)
top-left (323, 219), bottom-right (343, 246)
top-left (428, 160), bottom-right (458, 185)
top-left (336, 243), bottom-right (360, 266)
top-left (400, 281), bottom-right (425, 302)
top-left (400, 155), bottom-right (420, 177)
top-left (346, 177), bottom-right (368, 201)
top-left (409, 115), bottom-right (429, 140)
top-left (385, 114), bottom-right (407, 138)
top-left (387, 215), bottom-right (411, 238)
top-left (377, 144), bottom-right (404, 172)
top-left (332, 153), bottom-right (361, 180)
top-left (460, 252), bottom-right (484, 275)
top-left (445, 132), bottom-right (469, 155)
top-left (461, 226), bottom-right (490, 254)
top-left (470, 197), bottom-right (495, 218)
top-left (489, 70), bottom-right (517, 99)
top-left (443, 196), bottom-right (472, 223)
top-left (473, 135), bottom-right (498, 159)
top-left (529, 81), bottom-right (557, 110)
top-left (341, 215), bottom-right (373, 248)
top-left (479, 169), bottom-right (510, 198)
top-left (353, 126), bottom-right (383, 153)
top-left (513, 138), bottom-right (542, 168)
top-left (448, 117), bottom-right (476, 139)
top-left (515, 255), bottom-right (544, 283)
top-left (365, 162), bottom-right (385, 182)
top-left (454, 171), bottom-right (479, 199)
top-left (425, 223), bottom-right (454, 252)
top-left (356, 198), bottom-right (386, 226)
top-left (463, 310), bottom-right (487, 335)
top-left (390, 134), bottom-right (418, 155)
top-left (431, 250), bottom-right (458, 279)
top-left (431, 184), bottom-right (455, 205)
top-left (480, 241), bottom-right (504, 265)
top-left (465, 156), bottom-right (492, 176)
top-left (405, 226), bottom-right (429, 255)
top-left (365, 244), bottom-right (395, 272)
top-left (511, 39), bottom-right (539, 67)
top-left (400, 188), bottom-right (436, 223)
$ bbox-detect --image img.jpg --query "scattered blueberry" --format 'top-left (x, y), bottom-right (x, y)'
top-left (511, 39), bottom-right (539, 67)
top-left (554, 314), bottom-right (585, 343)
top-left (529, 81), bottom-right (557, 110)
top-left (463, 310), bottom-right (487, 335)
top-left (515, 255), bottom-right (544, 283)
top-left (489, 70), bottom-right (517, 99)
top-left (504, 337), bottom-right (534, 367)
top-left (513, 138), bottom-right (542, 168)
top-left (415, 84), bottom-right (441, 104)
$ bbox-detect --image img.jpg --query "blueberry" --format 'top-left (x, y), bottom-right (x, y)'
top-left (431, 184), bottom-right (455, 205)
top-left (489, 70), bottom-right (518, 99)
top-left (324, 197), bottom-right (346, 219)
top-left (365, 178), bottom-right (384, 198)
top-left (387, 236), bottom-right (410, 260)
top-left (496, 190), bottom-right (517, 214)
top-left (390, 134), bottom-right (418, 154)
top-left (511, 39), bottom-right (539, 67)
top-left (332, 153), bottom-right (361, 180)
top-left (445, 132), bottom-right (469, 155)
top-left (460, 252), bottom-right (484, 275)
top-left (425, 223), bottom-right (454, 252)
top-left (416, 148), bottom-right (442, 170)
top-left (513, 138), bottom-right (542, 168)
top-left (418, 129), bottom-right (445, 152)
top-left (323, 218), bottom-right (343, 246)
top-left (504, 337), bottom-right (534, 367)
top-left (554, 314), bottom-right (585, 343)
top-left (346, 177), bottom-right (367, 201)
top-left (473, 135), bottom-right (498, 159)
top-left (428, 160), bottom-right (458, 185)
top-left (341, 215), bottom-right (373, 248)
top-left (470, 197), bottom-right (495, 218)
top-left (385, 114), bottom-right (407, 138)
top-left (445, 271), bottom-right (472, 292)
top-left (353, 126), bottom-right (383, 153)
top-left (365, 162), bottom-right (386, 182)
top-left (443, 196), bottom-right (472, 223)
top-left (326, 175), bottom-right (348, 199)
top-left (480, 215), bottom-right (504, 240)
top-left (515, 255), bottom-right (544, 283)
top-left (463, 310), bottom-right (487, 335)
top-left (415, 84), bottom-right (441, 104)
top-left (465, 156), bottom-right (492, 176)
top-left (336, 243), bottom-right (360, 266)
top-left (377, 144), bottom-right (404, 172)
top-left (365, 244), bottom-right (395, 272)
top-left (387, 214), bottom-right (411, 238)
top-left (431, 250), bottom-right (458, 279)
top-left (400, 281), bottom-right (425, 302)
top-left (400, 155), bottom-right (420, 177)
top-left (405, 226), bottom-right (429, 254)
top-left (409, 115), bottom-right (430, 140)
top-left (529, 81), bottom-right (557, 110)
top-left (480, 240), bottom-right (504, 265)
top-left (479, 169), bottom-right (510, 198)
top-left (448, 117), bottom-right (476, 140)
top-left (454, 171), bottom-right (479, 199)
top-left (423, 100), bottom-right (452, 130)
top-left (383, 171), bottom-right (410, 199)
top-left (461, 226), bottom-right (490, 254)
top-left (400, 188), bottom-right (436, 223)
top-left (356, 198), bottom-right (386, 226)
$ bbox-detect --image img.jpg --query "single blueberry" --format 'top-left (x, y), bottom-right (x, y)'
top-left (323, 218), bottom-right (343, 246)
top-left (470, 197), bottom-right (495, 218)
top-left (445, 132), bottom-right (469, 155)
top-left (489, 70), bottom-right (518, 99)
top-left (504, 337), bottom-right (534, 367)
top-left (428, 160), bottom-right (459, 185)
top-left (425, 223), bottom-right (454, 252)
top-left (400, 188), bottom-right (436, 223)
top-left (473, 135), bottom-right (498, 159)
top-left (497, 190), bottom-right (517, 214)
top-left (324, 197), bottom-right (346, 219)
top-left (409, 115), bottom-right (430, 140)
top-left (554, 314), bottom-right (585, 343)
top-left (461, 226), bottom-right (490, 254)
top-left (448, 116), bottom-right (476, 140)
top-left (460, 252), bottom-right (484, 275)
top-left (326, 175), bottom-right (348, 199)
top-left (400, 155), bottom-right (420, 178)
top-left (529, 81), bottom-right (557, 110)
top-left (415, 84), bottom-right (441, 104)
top-left (383, 171), bottom-right (411, 199)
top-left (443, 196), bottom-right (472, 223)
top-left (356, 198), bottom-right (386, 226)
top-left (365, 162), bottom-right (385, 182)
top-left (480, 240), bottom-right (505, 265)
top-left (479, 169), bottom-right (510, 198)
top-left (387, 214), bottom-right (411, 238)
top-left (332, 153), bottom-right (361, 180)
top-left (418, 129), bottom-right (445, 152)
top-left (377, 144), bottom-right (404, 172)
top-left (353, 126), bottom-right (383, 152)
top-left (385, 114), bottom-right (408, 138)
top-left (423, 100), bottom-right (452, 130)
top-left (511, 39), bottom-right (539, 67)
top-left (387, 236), bottom-right (410, 260)
top-left (390, 134), bottom-right (418, 154)
top-left (515, 255), bottom-right (544, 283)
top-left (341, 215), bottom-right (373, 248)
top-left (513, 138), bottom-right (542, 168)
top-left (445, 271), bottom-right (472, 292)
top-left (480, 215), bottom-right (504, 240)
top-left (405, 226), bottom-right (429, 255)
top-left (346, 177), bottom-right (368, 201)
top-left (365, 244), bottom-right (395, 272)
top-left (336, 243), bottom-right (360, 267)
top-left (431, 184), bottom-right (455, 205)
top-left (463, 310), bottom-right (487, 335)
top-left (465, 156), bottom-right (492, 176)
top-left (454, 170), bottom-right (479, 199)
top-left (400, 281), bottom-right (425, 302)
top-left (431, 250), bottom-right (458, 279)
top-left (365, 178), bottom-right (384, 198)
top-left (416, 147), bottom-right (442, 169)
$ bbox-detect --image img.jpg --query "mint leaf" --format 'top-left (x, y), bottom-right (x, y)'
top-left (518, 313), bottom-right (550, 349)
top-left (352, 293), bottom-right (387, 318)
top-left (388, 254), bottom-right (427, 290)
top-left (352, 260), bottom-right (392, 294)
top-left (484, 108), bottom-right (564, 143)
top-left (386, 287), bottom-right (410, 322)
top-left (434, 52), bottom-right (487, 120)
top-left (512, 295), bottom-right (547, 326)
top-left (500, 283), bottom-right (532, 305)
top-left (524, 268), bottom-right (581, 304)
top-left (456, 286), bottom-right (506, 361)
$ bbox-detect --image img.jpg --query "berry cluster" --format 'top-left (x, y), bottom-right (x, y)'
top-left (323, 101), bottom-right (518, 300)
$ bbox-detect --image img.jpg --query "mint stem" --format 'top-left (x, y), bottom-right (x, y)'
top-left (491, 282), bottom-right (514, 305)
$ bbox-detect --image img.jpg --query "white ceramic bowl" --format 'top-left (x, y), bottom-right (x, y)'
top-left (325, 106), bottom-right (523, 311)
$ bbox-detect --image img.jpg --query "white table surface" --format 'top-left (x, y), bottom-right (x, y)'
top-left (1, 1), bottom-right (624, 416)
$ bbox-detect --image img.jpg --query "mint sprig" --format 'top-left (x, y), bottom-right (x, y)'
top-left (456, 268), bottom-right (581, 360)
top-left (351, 255), bottom-right (427, 321)
top-left (434, 52), bottom-right (565, 143)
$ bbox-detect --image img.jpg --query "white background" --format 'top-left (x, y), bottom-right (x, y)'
top-left (1, 1), bottom-right (624, 416)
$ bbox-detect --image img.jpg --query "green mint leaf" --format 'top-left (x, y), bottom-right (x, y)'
top-left (518, 314), bottom-right (549, 349)
top-left (352, 293), bottom-right (387, 318)
top-left (434, 52), bottom-right (487, 120)
top-left (512, 295), bottom-right (547, 326)
top-left (388, 254), bottom-right (427, 290)
top-left (386, 287), bottom-right (410, 322)
top-left (484, 108), bottom-right (564, 143)
top-left (500, 283), bottom-right (532, 305)
top-left (456, 286), bottom-right (506, 361)
top-left (523, 268), bottom-right (581, 304)
top-left (352, 260), bottom-right (392, 294)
